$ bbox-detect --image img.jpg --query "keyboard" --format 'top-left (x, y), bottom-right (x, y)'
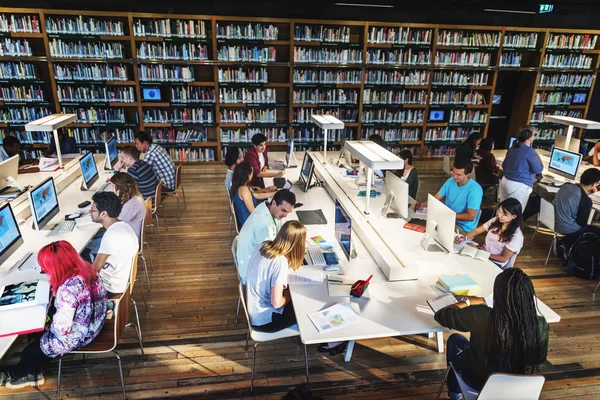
top-left (16, 252), bottom-right (40, 272)
top-left (51, 220), bottom-right (76, 234)
top-left (308, 247), bottom-right (327, 266)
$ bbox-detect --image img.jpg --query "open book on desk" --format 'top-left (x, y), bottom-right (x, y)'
top-left (427, 292), bottom-right (458, 313)
top-left (459, 245), bottom-right (490, 261)
top-left (0, 280), bottom-right (50, 337)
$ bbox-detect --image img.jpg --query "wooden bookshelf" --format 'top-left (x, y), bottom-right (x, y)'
top-left (1, 8), bottom-right (600, 161)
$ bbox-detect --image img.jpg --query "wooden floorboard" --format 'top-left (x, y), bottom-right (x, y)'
top-left (2, 162), bottom-right (600, 399)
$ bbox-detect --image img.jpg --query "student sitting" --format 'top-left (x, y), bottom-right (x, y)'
top-left (134, 131), bottom-right (176, 191)
top-left (231, 163), bottom-right (276, 229)
top-left (587, 141), bottom-right (600, 166)
top-left (455, 131), bottom-right (482, 162)
top-left (44, 131), bottom-right (78, 157)
top-left (473, 137), bottom-right (500, 191)
top-left (110, 172), bottom-right (147, 242)
top-left (89, 192), bottom-right (139, 297)
top-left (1, 241), bottom-right (107, 389)
top-left (236, 189), bottom-right (296, 284)
top-left (435, 268), bottom-right (549, 399)
top-left (397, 149), bottom-right (419, 199)
top-left (456, 198), bottom-right (524, 269)
top-left (243, 133), bottom-right (284, 187)
top-left (114, 146), bottom-right (160, 206)
top-left (246, 220), bottom-right (306, 332)
top-left (416, 158), bottom-right (483, 235)
top-left (224, 146), bottom-right (243, 190)
top-left (0, 135), bottom-right (38, 167)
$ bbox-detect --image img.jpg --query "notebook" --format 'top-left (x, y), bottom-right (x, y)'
top-left (427, 292), bottom-right (458, 313)
top-left (460, 246), bottom-right (490, 261)
top-left (436, 274), bottom-right (479, 296)
top-left (296, 209), bottom-right (327, 225)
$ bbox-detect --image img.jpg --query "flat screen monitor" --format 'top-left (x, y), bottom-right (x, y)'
top-left (285, 139), bottom-right (296, 167)
top-left (554, 135), bottom-right (581, 153)
top-left (300, 152), bottom-right (315, 192)
top-left (425, 194), bottom-right (456, 253)
top-left (429, 110), bottom-right (445, 122)
top-left (335, 199), bottom-right (352, 261)
top-left (28, 177), bottom-right (60, 231)
top-left (105, 136), bottom-right (118, 169)
top-left (509, 137), bottom-right (517, 148)
top-left (549, 147), bottom-right (582, 181)
top-left (0, 202), bottom-right (24, 266)
top-left (0, 155), bottom-right (19, 193)
top-left (79, 151), bottom-right (99, 190)
top-left (384, 171), bottom-right (410, 220)
top-left (572, 93), bottom-right (587, 105)
top-left (142, 87), bottom-right (162, 101)
top-left (492, 94), bottom-right (502, 104)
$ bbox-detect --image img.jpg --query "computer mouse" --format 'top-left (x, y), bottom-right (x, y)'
top-left (324, 265), bottom-right (339, 273)
top-left (68, 212), bottom-right (82, 219)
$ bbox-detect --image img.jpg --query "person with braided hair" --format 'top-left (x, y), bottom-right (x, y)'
top-left (434, 268), bottom-right (549, 399)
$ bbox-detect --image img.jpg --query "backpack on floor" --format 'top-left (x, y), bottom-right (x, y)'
top-left (565, 232), bottom-right (600, 280)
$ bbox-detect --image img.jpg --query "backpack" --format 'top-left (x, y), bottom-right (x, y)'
top-left (281, 384), bottom-right (323, 400)
top-left (565, 232), bottom-right (600, 280)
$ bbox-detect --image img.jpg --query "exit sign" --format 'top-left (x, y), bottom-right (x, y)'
top-left (539, 4), bottom-right (554, 13)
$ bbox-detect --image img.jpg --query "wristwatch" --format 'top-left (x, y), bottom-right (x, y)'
top-left (460, 297), bottom-right (471, 307)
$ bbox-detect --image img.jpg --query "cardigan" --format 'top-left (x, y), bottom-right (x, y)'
top-left (244, 146), bottom-right (269, 186)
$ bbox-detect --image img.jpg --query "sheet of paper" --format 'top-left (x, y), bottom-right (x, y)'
top-left (307, 302), bottom-right (360, 333)
top-left (38, 157), bottom-right (58, 171)
top-left (289, 270), bottom-right (325, 285)
top-left (328, 282), bottom-right (352, 297)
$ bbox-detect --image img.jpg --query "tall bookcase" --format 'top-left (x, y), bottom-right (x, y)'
top-left (1, 7), bottom-right (599, 163)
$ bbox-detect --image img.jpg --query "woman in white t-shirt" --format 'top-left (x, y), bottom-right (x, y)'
top-left (245, 220), bottom-right (306, 332)
top-left (457, 198), bottom-right (524, 269)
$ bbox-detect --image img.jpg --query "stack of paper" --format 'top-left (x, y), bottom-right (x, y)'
top-left (436, 274), bottom-right (479, 296)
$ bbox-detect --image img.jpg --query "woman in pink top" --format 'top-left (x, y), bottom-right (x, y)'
top-left (456, 198), bottom-right (524, 269)
top-left (110, 172), bottom-right (146, 243)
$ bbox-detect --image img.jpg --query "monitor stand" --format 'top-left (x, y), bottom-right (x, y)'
top-left (420, 222), bottom-right (450, 253)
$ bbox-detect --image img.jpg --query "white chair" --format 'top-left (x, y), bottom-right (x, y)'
top-left (226, 187), bottom-right (240, 244)
top-left (238, 282), bottom-right (308, 392)
top-left (504, 253), bottom-right (517, 269)
top-left (163, 164), bottom-right (186, 220)
top-left (440, 155), bottom-right (452, 185)
top-left (530, 198), bottom-right (562, 265)
top-left (478, 373), bottom-right (545, 399)
top-left (231, 237), bottom-right (242, 324)
top-left (436, 362), bottom-right (479, 400)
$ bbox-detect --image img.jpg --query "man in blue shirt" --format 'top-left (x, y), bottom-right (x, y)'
top-left (416, 158), bottom-right (483, 234)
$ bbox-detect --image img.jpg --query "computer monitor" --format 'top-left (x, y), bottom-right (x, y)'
top-left (549, 147), bottom-right (582, 181)
top-left (572, 93), bottom-right (587, 105)
top-left (509, 137), bottom-right (517, 148)
top-left (104, 136), bottom-right (118, 169)
top-left (421, 194), bottom-right (456, 253)
top-left (335, 199), bottom-right (352, 261)
top-left (300, 152), bottom-right (315, 192)
top-left (553, 135), bottom-right (581, 153)
top-left (79, 151), bottom-right (99, 190)
top-left (0, 202), bottom-right (24, 266)
top-left (142, 87), bottom-right (162, 101)
top-left (429, 110), bottom-right (445, 122)
top-left (27, 177), bottom-right (60, 231)
top-left (285, 139), bottom-right (297, 167)
top-left (383, 171), bottom-right (410, 220)
top-left (0, 155), bottom-right (19, 193)
top-left (492, 94), bottom-right (502, 105)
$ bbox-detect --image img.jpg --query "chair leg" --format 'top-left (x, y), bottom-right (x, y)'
top-left (251, 342), bottom-right (259, 393)
top-left (229, 215), bottom-right (233, 245)
top-left (545, 236), bottom-right (555, 266)
top-left (436, 365), bottom-right (452, 400)
top-left (154, 214), bottom-right (161, 249)
top-left (140, 255), bottom-right (151, 293)
top-left (114, 350), bottom-right (126, 400)
top-left (176, 194), bottom-right (180, 220)
top-left (137, 279), bottom-right (149, 313)
top-left (131, 298), bottom-right (143, 340)
top-left (127, 320), bottom-right (146, 359)
top-left (181, 187), bottom-right (186, 209)
top-left (161, 204), bottom-right (168, 231)
top-left (304, 343), bottom-right (309, 384)
top-left (594, 280), bottom-right (600, 295)
top-left (530, 218), bottom-right (540, 246)
top-left (144, 242), bottom-right (154, 272)
top-left (57, 357), bottom-right (62, 400)
top-left (235, 296), bottom-right (241, 325)
top-left (244, 332), bottom-right (249, 351)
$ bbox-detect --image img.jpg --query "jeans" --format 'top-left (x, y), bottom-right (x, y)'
top-left (252, 302), bottom-right (297, 333)
top-left (446, 333), bottom-right (474, 396)
top-left (11, 334), bottom-right (52, 379)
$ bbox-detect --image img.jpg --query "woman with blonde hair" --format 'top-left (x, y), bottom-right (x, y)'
top-left (245, 220), bottom-right (306, 332)
top-left (110, 172), bottom-right (146, 242)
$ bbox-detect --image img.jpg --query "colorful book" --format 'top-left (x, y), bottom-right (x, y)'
top-left (436, 274), bottom-right (479, 296)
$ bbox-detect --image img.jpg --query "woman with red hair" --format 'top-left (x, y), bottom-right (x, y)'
top-left (1, 241), bottom-right (107, 389)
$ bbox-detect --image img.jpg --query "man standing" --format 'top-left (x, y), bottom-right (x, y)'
top-left (243, 133), bottom-right (284, 187)
top-left (236, 189), bottom-right (296, 284)
top-left (134, 131), bottom-right (176, 191)
top-left (115, 146), bottom-right (160, 205)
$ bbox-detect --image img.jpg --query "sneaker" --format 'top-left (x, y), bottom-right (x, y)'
top-left (5, 373), bottom-right (44, 389)
top-left (0, 371), bottom-right (10, 386)
top-left (448, 390), bottom-right (463, 400)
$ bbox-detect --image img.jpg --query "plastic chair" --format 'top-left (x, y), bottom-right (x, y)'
top-left (226, 187), bottom-right (239, 244)
top-left (231, 236), bottom-right (242, 324)
top-left (478, 373), bottom-right (545, 399)
top-left (163, 164), bottom-right (186, 220)
top-left (238, 282), bottom-right (308, 392)
top-left (440, 155), bottom-right (452, 185)
top-left (436, 362), bottom-right (479, 400)
top-left (150, 181), bottom-right (167, 249)
top-left (504, 253), bottom-right (517, 269)
top-left (530, 198), bottom-right (562, 265)
top-left (137, 199), bottom-right (152, 294)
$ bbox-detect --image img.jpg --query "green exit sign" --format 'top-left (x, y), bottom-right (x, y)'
top-left (539, 4), bottom-right (554, 13)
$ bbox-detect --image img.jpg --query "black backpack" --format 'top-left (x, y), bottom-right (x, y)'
top-left (565, 232), bottom-right (600, 280)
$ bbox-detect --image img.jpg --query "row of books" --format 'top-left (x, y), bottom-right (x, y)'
top-left (542, 54), bottom-right (593, 69)
top-left (133, 19), bottom-right (207, 38)
top-left (531, 109), bottom-right (583, 122)
top-left (430, 90), bottom-right (486, 105)
top-left (503, 33), bottom-right (538, 49)
top-left (366, 49), bottom-right (431, 65)
top-left (294, 69), bottom-right (362, 84)
top-left (218, 67), bottom-right (268, 83)
top-left (0, 39), bottom-right (32, 57)
top-left (1, 85), bottom-right (45, 102)
top-left (425, 127), bottom-right (477, 142)
top-left (538, 73), bottom-right (594, 87)
top-left (499, 52), bottom-right (522, 67)
top-left (216, 23), bottom-right (279, 40)
top-left (534, 92), bottom-right (574, 105)
top-left (218, 46), bottom-right (276, 62)
top-left (435, 52), bottom-right (491, 67)
top-left (294, 26), bottom-right (351, 43)
top-left (221, 128), bottom-right (287, 143)
top-left (143, 108), bottom-right (214, 123)
top-left (293, 108), bottom-right (358, 123)
top-left (424, 145), bottom-right (456, 158)
top-left (149, 128), bottom-right (208, 143)
top-left (294, 48), bottom-right (362, 64)
top-left (362, 109), bottom-right (424, 123)
top-left (169, 148), bottom-right (215, 162)
top-left (0, 106), bottom-right (51, 122)
top-left (57, 85), bottom-right (135, 103)
top-left (363, 89), bottom-right (427, 105)
top-left (170, 87), bottom-right (215, 103)
top-left (64, 107), bottom-right (126, 123)
top-left (361, 128), bottom-right (421, 142)
top-left (11, 130), bottom-right (51, 144)
top-left (292, 127), bottom-right (350, 142)
top-left (45, 16), bottom-right (125, 35)
top-left (18, 149), bottom-right (44, 160)
top-left (219, 88), bottom-right (277, 103)
top-left (432, 71), bottom-right (490, 86)
top-left (138, 65), bottom-right (193, 82)
top-left (365, 70), bottom-right (429, 86)
top-left (437, 30), bottom-right (501, 47)
top-left (137, 43), bottom-right (209, 60)
top-left (64, 128), bottom-right (134, 143)
top-left (54, 63), bottom-right (129, 81)
top-left (448, 110), bottom-right (487, 123)
top-left (49, 39), bottom-right (123, 59)
top-left (367, 27), bottom-right (432, 45)
top-left (0, 62), bottom-right (37, 79)
top-left (546, 33), bottom-right (597, 50)
top-left (0, 14), bottom-right (40, 33)
top-left (292, 89), bottom-right (358, 104)
top-left (220, 108), bottom-right (276, 123)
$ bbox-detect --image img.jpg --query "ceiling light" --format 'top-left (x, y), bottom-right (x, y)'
top-left (335, 2), bottom-right (395, 8)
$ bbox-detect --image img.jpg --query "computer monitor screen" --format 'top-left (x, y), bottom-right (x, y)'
top-left (425, 194), bottom-right (456, 253)
top-left (79, 151), bottom-right (99, 190)
top-left (572, 93), bottom-right (587, 105)
top-left (300, 152), bottom-right (315, 192)
top-left (0, 202), bottom-right (23, 266)
top-left (554, 135), bottom-right (580, 153)
top-left (509, 137), bottom-right (517, 148)
top-left (549, 147), bottom-right (582, 180)
top-left (28, 177), bottom-right (60, 231)
top-left (285, 139), bottom-right (295, 167)
top-left (105, 136), bottom-right (118, 169)
top-left (429, 110), bottom-right (445, 122)
top-left (335, 200), bottom-right (352, 261)
top-left (142, 87), bottom-right (162, 101)
top-left (492, 94), bottom-right (502, 104)
top-left (384, 171), bottom-right (410, 219)
top-left (0, 155), bottom-right (19, 193)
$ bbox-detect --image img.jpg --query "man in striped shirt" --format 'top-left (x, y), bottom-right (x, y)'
top-left (115, 146), bottom-right (160, 206)
top-left (134, 131), bottom-right (176, 191)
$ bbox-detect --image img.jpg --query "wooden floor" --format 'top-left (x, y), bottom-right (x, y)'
top-left (3, 163), bottom-right (600, 399)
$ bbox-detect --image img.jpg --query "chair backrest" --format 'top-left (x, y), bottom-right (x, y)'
top-left (116, 284), bottom-right (132, 344)
top-left (540, 198), bottom-right (555, 231)
top-left (144, 197), bottom-right (153, 222)
top-left (238, 282), bottom-right (252, 333)
top-left (175, 164), bottom-right (182, 189)
top-left (471, 165), bottom-right (476, 181)
top-left (152, 181), bottom-right (163, 213)
top-left (230, 195), bottom-right (241, 234)
top-left (504, 253), bottom-right (517, 269)
top-left (443, 155), bottom-right (451, 176)
top-left (129, 255), bottom-right (138, 295)
top-left (416, 181), bottom-right (421, 200)
top-left (231, 236), bottom-right (242, 280)
top-left (478, 374), bottom-right (545, 399)
top-left (450, 362), bottom-right (479, 400)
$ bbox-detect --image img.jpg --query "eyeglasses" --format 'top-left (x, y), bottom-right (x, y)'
top-left (90, 208), bottom-right (99, 214)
